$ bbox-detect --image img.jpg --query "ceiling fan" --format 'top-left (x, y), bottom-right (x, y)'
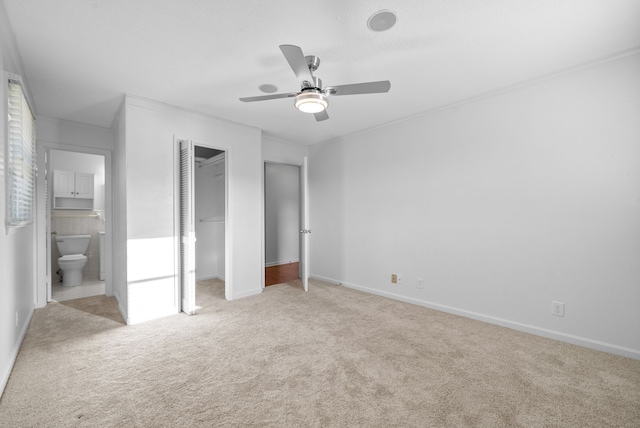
top-left (239, 44), bottom-right (391, 122)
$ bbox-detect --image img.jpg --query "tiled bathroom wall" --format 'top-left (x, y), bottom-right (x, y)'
top-left (51, 213), bottom-right (104, 283)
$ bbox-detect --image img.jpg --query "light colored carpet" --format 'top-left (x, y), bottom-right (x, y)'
top-left (1, 278), bottom-right (639, 427)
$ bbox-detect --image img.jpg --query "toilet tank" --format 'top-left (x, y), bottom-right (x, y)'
top-left (55, 234), bottom-right (91, 255)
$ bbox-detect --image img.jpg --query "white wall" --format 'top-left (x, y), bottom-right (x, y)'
top-left (124, 96), bottom-right (262, 324)
top-left (36, 116), bottom-right (114, 151)
top-left (265, 163), bottom-right (300, 266)
top-left (195, 158), bottom-right (225, 280)
top-left (263, 135), bottom-right (309, 165)
top-left (35, 117), bottom-right (115, 309)
top-left (309, 53), bottom-right (640, 359)
top-left (0, 2), bottom-right (36, 397)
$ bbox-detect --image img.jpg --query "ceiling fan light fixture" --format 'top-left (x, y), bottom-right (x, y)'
top-left (294, 91), bottom-right (328, 114)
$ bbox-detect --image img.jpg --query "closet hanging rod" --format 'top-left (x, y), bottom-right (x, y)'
top-left (198, 153), bottom-right (225, 168)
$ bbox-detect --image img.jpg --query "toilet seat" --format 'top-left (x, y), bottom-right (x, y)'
top-left (59, 254), bottom-right (87, 262)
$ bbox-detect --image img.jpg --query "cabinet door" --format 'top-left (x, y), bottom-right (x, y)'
top-left (74, 173), bottom-right (94, 199)
top-left (53, 170), bottom-right (75, 198)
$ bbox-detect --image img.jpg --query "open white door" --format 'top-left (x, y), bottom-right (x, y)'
top-left (45, 151), bottom-right (52, 302)
top-left (179, 140), bottom-right (196, 314)
top-left (300, 156), bottom-right (310, 292)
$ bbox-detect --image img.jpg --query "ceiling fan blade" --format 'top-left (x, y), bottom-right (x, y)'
top-left (239, 92), bottom-right (297, 102)
top-left (314, 110), bottom-right (329, 122)
top-left (279, 44), bottom-right (315, 88)
top-left (326, 80), bottom-right (391, 96)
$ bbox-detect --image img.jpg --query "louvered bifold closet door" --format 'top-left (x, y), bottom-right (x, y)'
top-left (179, 140), bottom-right (196, 315)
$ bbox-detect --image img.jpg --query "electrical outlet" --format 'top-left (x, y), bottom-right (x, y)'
top-left (397, 274), bottom-right (403, 284)
top-left (391, 274), bottom-right (397, 284)
top-left (417, 278), bottom-right (424, 289)
top-left (551, 301), bottom-right (565, 317)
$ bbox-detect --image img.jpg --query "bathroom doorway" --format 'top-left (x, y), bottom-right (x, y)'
top-left (177, 139), bottom-right (228, 314)
top-left (36, 144), bottom-right (113, 307)
top-left (49, 150), bottom-right (106, 301)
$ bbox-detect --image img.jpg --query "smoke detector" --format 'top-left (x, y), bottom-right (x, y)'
top-left (367, 10), bottom-right (397, 32)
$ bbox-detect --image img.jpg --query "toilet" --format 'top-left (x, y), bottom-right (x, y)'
top-left (55, 234), bottom-right (91, 286)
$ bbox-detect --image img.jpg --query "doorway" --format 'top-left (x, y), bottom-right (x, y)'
top-left (49, 150), bottom-right (106, 301)
top-left (177, 139), bottom-right (228, 314)
top-left (36, 144), bottom-right (113, 308)
top-left (264, 162), bottom-right (303, 287)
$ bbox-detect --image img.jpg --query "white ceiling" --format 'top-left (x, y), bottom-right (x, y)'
top-left (3, 0), bottom-right (640, 145)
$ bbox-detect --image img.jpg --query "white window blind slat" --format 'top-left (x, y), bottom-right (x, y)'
top-left (6, 79), bottom-right (36, 227)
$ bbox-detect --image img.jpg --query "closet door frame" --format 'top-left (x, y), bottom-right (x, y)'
top-left (174, 136), bottom-right (230, 309)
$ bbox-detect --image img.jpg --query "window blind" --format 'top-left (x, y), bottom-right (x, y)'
top-left (7, 77), bottom-right (36, 227)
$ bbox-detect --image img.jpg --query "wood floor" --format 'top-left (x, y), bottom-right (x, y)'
top-left (265, 262), bottom-right (299, 286)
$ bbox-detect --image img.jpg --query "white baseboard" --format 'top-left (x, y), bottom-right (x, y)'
top-left (265, 260), bottom-right (299, 268)
top-left (0, 304), bottom-right (35, 398)
top-left (195, 274), bottom-right (225, 281)
top-left (227, 287), bottom-right (262, 300)
top-left (310, 274), bottom-right (640, 361)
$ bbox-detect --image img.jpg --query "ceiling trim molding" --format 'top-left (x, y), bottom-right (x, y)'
top-left (124, 93), bottom-right (262, 133)
top-left (36, 114), bottom-right (115, 130)
top-left (261, 132), bottom-right (308, 148)
top-left (313, 46), bottom-right (640, 147)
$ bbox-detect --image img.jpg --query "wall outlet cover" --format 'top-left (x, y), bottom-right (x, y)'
top-left (551, 301), bottom-right (565, 317)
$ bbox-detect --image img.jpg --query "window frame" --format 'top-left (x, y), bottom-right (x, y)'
top-left (5, 73), bottom-right (36, 230)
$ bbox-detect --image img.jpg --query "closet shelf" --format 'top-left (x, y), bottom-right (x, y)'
top-left (199, 218), bottom-right (225, 223)
top-left (52, 211), bottom-right (101, 219)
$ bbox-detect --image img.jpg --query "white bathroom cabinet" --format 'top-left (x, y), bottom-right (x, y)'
top-left (53, 170), bottom-right (94, 209)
